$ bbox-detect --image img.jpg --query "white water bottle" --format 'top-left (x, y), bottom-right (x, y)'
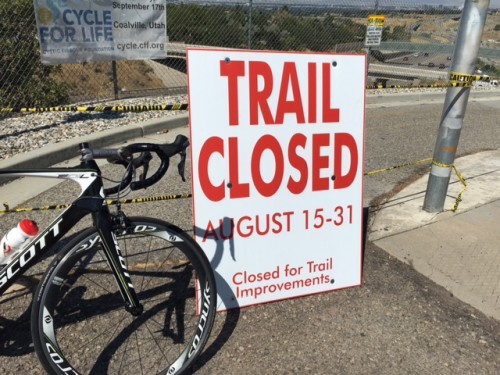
top-left (0, 219), bottom-right (39, 265)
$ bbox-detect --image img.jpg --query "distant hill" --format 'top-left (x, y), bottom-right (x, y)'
top-left (187, 0), bottom-right (499, 10)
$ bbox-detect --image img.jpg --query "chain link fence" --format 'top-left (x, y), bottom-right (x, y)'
top-left (1, 1), bottom-right (499, 108)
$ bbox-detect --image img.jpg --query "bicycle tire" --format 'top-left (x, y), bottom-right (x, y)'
top-left (31, 216), bottom-right (216, 375)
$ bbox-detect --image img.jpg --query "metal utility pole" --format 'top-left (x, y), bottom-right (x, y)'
top-left (423, 0), bottom-right (490, 212)
top-left (112, 60), bottom-right (119, 100)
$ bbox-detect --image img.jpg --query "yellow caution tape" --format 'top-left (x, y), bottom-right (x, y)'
top-left (364, 158), bottom-right (432, 176)
top-left (367, 72), bottom-right (493, 90)
top-left (1, 193), bottom-right (192, 214)
top-left (1, 75), bottom-right (493, 115)
top-left (448, 72), bottom-right (491, 88)
top-left (431, 159), bottom-right (467, 212)
top-left (0, 103), bottom-right (188, 114)
top-left (105, 193), bottom-right (192, 206)
top-left (365, 157), bottom-right (467, 212)
top-left (1, 158), bottom-right (469, 213)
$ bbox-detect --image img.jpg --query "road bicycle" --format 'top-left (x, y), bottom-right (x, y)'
top-left (0, 134), bottom-right (217, 374)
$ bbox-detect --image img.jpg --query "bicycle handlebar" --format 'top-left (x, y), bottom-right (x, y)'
top-left (79, 134), bottom-right (189, 194)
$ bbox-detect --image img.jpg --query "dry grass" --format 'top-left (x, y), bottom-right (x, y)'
top-left (56, 60), bottom-right (167, 102)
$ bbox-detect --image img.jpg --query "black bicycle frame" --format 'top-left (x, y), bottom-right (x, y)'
top-left (0, 159), bottom-right (142, 313)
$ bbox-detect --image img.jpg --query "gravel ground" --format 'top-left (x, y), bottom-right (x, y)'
top-left (1, 88), bottom-right (499, 374)
top-left (0, 95), bottom-right (188, 160)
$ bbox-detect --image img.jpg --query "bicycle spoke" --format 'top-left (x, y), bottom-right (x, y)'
top-left (32, 218), bottom-right (216, 375)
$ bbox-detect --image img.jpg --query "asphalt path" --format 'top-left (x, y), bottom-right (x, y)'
top-left (369, 63), bottom-right (449, 80)
top-left (1, 90), bottom-right (499, 374)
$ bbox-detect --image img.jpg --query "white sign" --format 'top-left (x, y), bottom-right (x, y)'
top-left (33, 0), bottom-right (167, 64)
top-left (188, 49), bottom-right (366, 311)
top-left (365, 32), bottom-right (383, 46)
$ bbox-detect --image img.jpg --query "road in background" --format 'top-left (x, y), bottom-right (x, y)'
top-left (364, 88), bottom-right (500, 207)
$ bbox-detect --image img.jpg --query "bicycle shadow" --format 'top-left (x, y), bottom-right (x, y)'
top-left (0, 286), bottom-right (35, 356)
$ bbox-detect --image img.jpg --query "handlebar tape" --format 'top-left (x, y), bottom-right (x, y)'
top-left (128, 135), bottom-right (189, 190)
top-left (81, 134), bottom-right (189, 192)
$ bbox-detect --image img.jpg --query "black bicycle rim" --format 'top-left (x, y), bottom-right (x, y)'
top-left (32, 218), bottom-right (216, 375)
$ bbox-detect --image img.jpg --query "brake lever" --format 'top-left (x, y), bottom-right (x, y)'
top-left (178, 151), bottom-right (187, 182)
top-left (139, 163), bottom-right (149, 181)
top-left (132, 152), bottom-right (152, 168)
top-left (134, 152), bottom-right (152, 181)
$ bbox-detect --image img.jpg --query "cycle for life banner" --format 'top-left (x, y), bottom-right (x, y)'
top-left (33, 0), bottom-right (167, 64)
top-left (188, 49), bottom-right (366, 311)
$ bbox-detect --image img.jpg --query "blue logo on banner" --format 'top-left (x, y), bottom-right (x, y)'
top-left (37, 0), bottom-right (114, 45)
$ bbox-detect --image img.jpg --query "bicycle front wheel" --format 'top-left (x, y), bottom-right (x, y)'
top-left (31, 217), bottom-right (216, 375)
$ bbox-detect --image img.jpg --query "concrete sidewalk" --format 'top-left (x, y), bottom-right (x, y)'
top-left (369, 150), bottom-right (500, 320)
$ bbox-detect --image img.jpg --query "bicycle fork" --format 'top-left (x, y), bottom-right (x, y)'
top-left (94, 211), bottom-right (144, 316)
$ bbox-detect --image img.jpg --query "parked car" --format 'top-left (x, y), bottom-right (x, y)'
top-left (428, 62), bottom-right (435, 67)
top-left (439, 63), bottom-right (446, 69)
top-left (473, 80), bottom-right (490, 87)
